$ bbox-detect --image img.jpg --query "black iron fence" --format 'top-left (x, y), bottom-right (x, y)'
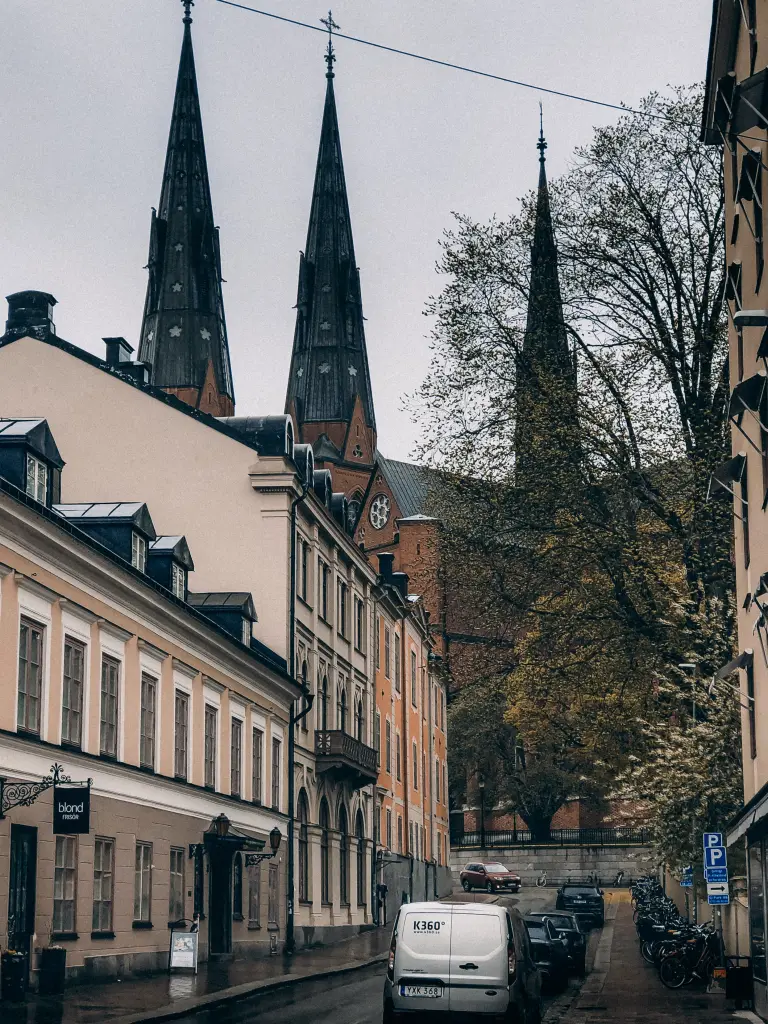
top-left (453, 826), bottom-right (651, 848)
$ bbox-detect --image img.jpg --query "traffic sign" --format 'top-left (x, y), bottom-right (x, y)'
top-left (705, 868), bottom-right (728, 883)
top-left (703, 832), bottom-right (724, 849)
top-left (680, 876), bottom-right (693, 887)
top-left (708, 893), bottom-right (730, 905)
top-left (704, 846), bottom-right (727, 870)
top-left (707, 882), bottom-right (729, 895)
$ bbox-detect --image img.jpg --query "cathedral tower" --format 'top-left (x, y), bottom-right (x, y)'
top-left (138, 0), bottom-right (235, 417)
top-left (285, 23), bottom-right (376, 522)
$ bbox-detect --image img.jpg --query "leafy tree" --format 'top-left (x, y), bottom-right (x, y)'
top-left (415, 87), bottom-right (739, 857)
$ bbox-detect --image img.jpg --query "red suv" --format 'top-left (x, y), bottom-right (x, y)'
top-left (460, 861), bottom-right (522, 893)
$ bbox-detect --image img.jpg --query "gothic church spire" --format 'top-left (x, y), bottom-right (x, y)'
top-left (515, 118), bottom-right (578, 479)
top-left (285, 26), bottom-right (376, 464)
top-left (138, 0), bottom-right (234, 416)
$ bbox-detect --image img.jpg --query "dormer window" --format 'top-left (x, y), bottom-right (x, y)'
top-left (132, 532), bottom-right (147, 573)
top-left (26, 454), bottom-right (47, 503)
top-left (171, 562), bottom-right (186, 600)
top-left (242, 619), bottom-right (251, 646)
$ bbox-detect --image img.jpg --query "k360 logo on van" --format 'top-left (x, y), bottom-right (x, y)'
top-left (413, 920), bottom-right (445, 932)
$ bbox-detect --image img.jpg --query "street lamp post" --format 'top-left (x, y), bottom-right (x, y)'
top-left (478, 780), bottom-right (486, 851)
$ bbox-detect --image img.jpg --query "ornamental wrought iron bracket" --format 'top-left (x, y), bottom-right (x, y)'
top-left (243, 851), bottom-right (277, 868)
top-left (0, 763), bottom-right (92, 819)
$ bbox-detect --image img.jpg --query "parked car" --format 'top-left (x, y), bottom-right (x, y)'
top-left (554, 884), bottom-right (605, 927)
top-left (523, 916), bottom-right (570, 994)
top-left (460, 861), bottom-right (522, 893)
top-left (525, 912), bottom-right (587, 976)
top-left (383, 901), bottom-right (543, 1023)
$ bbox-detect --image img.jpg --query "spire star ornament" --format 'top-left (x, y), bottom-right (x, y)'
top-left (200, 328), bottom-right (212, 341)
top-left (169, 325), bottom-right (182, 338)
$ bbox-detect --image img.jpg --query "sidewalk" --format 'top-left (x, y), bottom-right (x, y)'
top-left (556, 893), bottom-right (738, 1024)
top-left (1, 929), bottom-right (391, 1024)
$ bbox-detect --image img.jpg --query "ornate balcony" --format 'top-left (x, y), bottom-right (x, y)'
top-left (315, 730), bottom-right (378, 789)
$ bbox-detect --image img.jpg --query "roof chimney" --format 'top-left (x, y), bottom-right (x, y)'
top-left (5, 291), bottom-right (56, 338)
top-left (103, 337), bottom-right (135, 366)
top-left (391, 571), bottom-right (409, 597)
top-left (378, 552), bottom-right (395, 581)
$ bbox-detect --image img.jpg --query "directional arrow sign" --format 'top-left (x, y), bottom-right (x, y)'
top-left (705, 868), bottom-right (728, 883)
top-left (704, 846), bottom-right (727, 870)
top-left (707, 883), bottom-right (728, 895)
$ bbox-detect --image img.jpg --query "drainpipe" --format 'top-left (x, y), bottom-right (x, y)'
top-left (285, 481), bottom-right (313, 956)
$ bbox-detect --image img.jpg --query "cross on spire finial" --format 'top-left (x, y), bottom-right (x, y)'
top-left (321, 10), bottom-right (339, 77)
top-left (182, 0), bottom-right (194, 24)
top-left (537, 102), bottom-right (547, 162)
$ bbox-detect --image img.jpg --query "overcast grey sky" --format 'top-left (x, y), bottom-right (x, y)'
top-left (2, 1), bottom-right (711, 460)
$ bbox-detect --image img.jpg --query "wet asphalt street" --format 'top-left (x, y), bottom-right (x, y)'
top-left (173, 887), bottom-right (583, 1024)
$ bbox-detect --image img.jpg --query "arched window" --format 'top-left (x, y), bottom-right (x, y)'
top-left (338, 687), bottom-right (348, 733)
top-left (320, 676), bottom-right (328, 731)
top-left (356, 810), bottom-right (366, 906)
top-left (320, 798), bottom-right (330, 904)
top-left (298, 789), bottom-right (310, 903)
top-left (338, 804), bottom-right (349, 905)
top-left (355, 699), bottom-right (364, 742)
top-left (233, 852), bottom-right (243, 920)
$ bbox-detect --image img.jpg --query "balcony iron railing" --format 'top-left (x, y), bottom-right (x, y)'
top-left (315, 730), bottom-right (378, 785)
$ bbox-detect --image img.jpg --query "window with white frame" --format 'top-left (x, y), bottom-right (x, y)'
top-left (53, 835), bottom-right (77, 933)
top-left (171, 562), bottom-right (186, 600)
top-left (204, 704), bottom-right (217, 789)
top-left (62, 637), bottom-right (85, 747)
top-left (134, 842), bottom-right (152, 923)
top-left (271, 737), bottom-right (281, 810)
top-left (231, 718), bottom-right (242, 798)
top-left (384, 626), bottom-right (391, 679)
top-left (131, 532), bottom-right (147, 573)
top-left (394, 633), bottom-right (401, 692)
top-left (169, 847), bottom-right (185, 924)
top-left (92, 838), bottom-right (114, 932)
top-left (375, 616), bottom-right (380, 670)
top-left (411, 650), bottom-right (417, 706)
top-left (140, 673), bottom-right (156, 769)
top-left (412, 741), bottom-right (418, 790)
top-left (242, 618), bottom-right (251, 645)
top-left (174, 691), bottom-right (189, 779)
top-left (18, 618), bottom-right (44, 735)
top-left (374, 711), bottom-right (381, 766)
top-left (337, 580), bottom-right (348, 637)
top-left (386, 808), bottom-right (392, 849)
top-left (385, 719), bottom-right (392, 773)
top-left (252, 727), bottom-right (263, 804)
top-left (26, 453), bottom-right (47, 503)
top-left (100, 655), bottom-right (120, 758)
top-left (354, 597), bottom-right (364, 651)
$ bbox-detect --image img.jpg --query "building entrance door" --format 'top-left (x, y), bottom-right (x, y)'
top-left (207, 847), bottom-right (234, 960)
top-left (8, 824), bottom-right (37, 969)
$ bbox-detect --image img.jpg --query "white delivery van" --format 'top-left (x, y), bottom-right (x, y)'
top-left (383, 901), bottom-right (542, 1023)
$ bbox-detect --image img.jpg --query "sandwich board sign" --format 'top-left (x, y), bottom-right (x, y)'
top-left (169, 930), bottom-right (199, 973)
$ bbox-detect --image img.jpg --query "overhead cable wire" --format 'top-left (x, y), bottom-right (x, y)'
top-left (215, 0), bottom-right (672, 122)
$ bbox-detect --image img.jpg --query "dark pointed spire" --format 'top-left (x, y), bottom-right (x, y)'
top-left (515, 121), bottom-right (578, 477)
top-left (285, 35), bottom-right (376, 460)
top-left (138, 0), bottom-right (234, 417)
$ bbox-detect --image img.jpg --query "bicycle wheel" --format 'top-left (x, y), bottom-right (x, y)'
top-left (659, 956), bottom-right (688, 989)
top-left (641, 941), bottom-right (656, 965)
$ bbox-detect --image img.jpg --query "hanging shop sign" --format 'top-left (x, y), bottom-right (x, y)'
top-left (53, 785), bottom-right (91, 834)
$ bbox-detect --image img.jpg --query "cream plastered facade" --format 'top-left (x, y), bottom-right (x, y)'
top-left (0, 477), bottom-right (298, 977)
top-left (0, 332), bottom-right (380, 933)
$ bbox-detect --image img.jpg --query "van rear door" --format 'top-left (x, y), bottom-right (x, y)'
top-left (392, 906), bottom-right (451, 1012)
top-left (448, 910), bottom-right (508, 1015)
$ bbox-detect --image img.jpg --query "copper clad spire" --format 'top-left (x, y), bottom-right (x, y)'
top-left (138, 1), bottom-right (235, 416)
top-left (285, 34), bottom-right (376, 457)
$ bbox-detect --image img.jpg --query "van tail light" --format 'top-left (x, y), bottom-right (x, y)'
top-left (508, 947), bottom-right (517, 983)
top-left (388, 934), bottom-right (397, 982)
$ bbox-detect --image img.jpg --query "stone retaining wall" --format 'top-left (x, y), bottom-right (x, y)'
top-left (450, 844), bottom-right (656, 887)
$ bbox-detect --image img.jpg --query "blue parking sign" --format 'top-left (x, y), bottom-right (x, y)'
top-left (704, 845), bottom-right (727, 870)
top-left (703, 833), bottom-right (723, 849)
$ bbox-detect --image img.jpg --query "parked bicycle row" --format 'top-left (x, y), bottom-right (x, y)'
top-left (631, 876), bottom-right (721, 989)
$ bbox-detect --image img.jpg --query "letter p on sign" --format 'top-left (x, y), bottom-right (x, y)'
top-left (704, 846), bottom-right (727, 869)
top-left (703, 832), bottom-right (723, 849)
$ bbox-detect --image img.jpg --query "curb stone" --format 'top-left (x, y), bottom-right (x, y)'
top-left (107, 954), bottom-right (388, 1024)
